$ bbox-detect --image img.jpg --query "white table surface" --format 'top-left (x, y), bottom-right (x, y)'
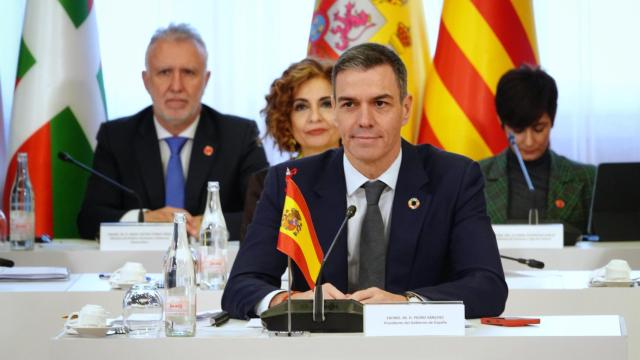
top-left (49, 315), bottom-right (626, 360)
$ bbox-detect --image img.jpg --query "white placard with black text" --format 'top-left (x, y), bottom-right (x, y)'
top-left (364, 302), bottom-right (465, 337)
top-left (99, 223), bottom-right (173, 251)
top-left (493, 224), bottom-right (564, 249)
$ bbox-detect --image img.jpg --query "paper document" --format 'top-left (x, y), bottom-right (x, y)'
top-left (0, 266), bottom-right (70, 281)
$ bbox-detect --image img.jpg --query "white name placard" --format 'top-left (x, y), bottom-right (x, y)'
top-left (364, 302), bottom-right (464, 337)
top-left (99, 223), bottom-right (173, 251)
top-left (493, 224), bottom-right (564, 249)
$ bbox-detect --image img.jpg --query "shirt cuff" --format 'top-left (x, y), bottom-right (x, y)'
top-left (119, 209), bottom-right (146, 222)
top-left (405, 291), bottom-right (428, 302)
top-left (255, 290), bottom-right (286, 316)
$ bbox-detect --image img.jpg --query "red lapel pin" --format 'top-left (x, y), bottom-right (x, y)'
top-left (203, 145), bottom-right (214, 156)
top-left (555, 199), bottom-right (565, 209)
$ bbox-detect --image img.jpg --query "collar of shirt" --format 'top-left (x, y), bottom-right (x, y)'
top-left (153, 115), bottom-right (200, 140)
top-left (153, 115), bottom-right (200, 178)
top-left (343, 149), bottom-right (403, 194)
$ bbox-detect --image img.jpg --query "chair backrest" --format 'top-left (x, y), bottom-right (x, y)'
top-left (588, 162), bottom-right (640, 241)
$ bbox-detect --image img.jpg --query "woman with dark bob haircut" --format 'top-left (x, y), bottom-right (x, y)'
top-left (479, 64), bottom-right (595, 245)
top-left (240, 58), bottom-right (340, 239)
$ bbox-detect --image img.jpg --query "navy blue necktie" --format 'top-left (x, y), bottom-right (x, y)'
top-left (164, 136), bottom-right (188, 208)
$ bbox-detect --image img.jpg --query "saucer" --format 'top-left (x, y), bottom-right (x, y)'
top-left (109, 278), bottom-right (148, 289)
top-left (74, 326), bottom-right (111, 337)
top-left (589, 277), bottom-right (636, 287)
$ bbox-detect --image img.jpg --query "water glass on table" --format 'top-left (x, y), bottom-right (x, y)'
top-left (123, 283), bottom-right (163, 338)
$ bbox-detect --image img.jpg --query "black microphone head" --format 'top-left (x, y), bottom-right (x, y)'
top-left (0, 258), bottom-right (15, 267)
top-left (58, 151), bottom-right (71, 162)
top-left (346, 205), bottom-right (357, 219)
top-left (526, 259), bottom-right (545, 269)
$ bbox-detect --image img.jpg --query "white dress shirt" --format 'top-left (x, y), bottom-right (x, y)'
top-left (344, 150), bottom-right (402, 290)
top-left (119, 116), bottom-right (200, 221)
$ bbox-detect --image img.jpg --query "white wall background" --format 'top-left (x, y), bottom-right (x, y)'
top-left (1, 0), bottom-right (639, 168)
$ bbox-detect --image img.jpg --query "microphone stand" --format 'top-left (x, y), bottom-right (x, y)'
top-left (262, 206), bottom-right (360, 333)
top-left (57, 152), bottom-right (144, 222)
top-left (313, 205), bottom-right (355, 322)
top-left (508, 133), bottom-right (538, 225)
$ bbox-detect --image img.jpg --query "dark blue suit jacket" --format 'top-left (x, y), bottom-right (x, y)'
top-left (222, 141), bottom-right (507, 319)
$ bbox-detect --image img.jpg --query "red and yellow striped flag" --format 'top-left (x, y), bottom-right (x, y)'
top-left (419, 0), bottom-right (538, 160)
top-left (308, 0), bottom-right (430, 143)
top-left (277, 169), bottom-right (324, 289)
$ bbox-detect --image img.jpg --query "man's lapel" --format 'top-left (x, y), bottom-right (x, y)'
top-left (185, 110), bottom-right (218, 212)
top-left (386, 141), bottom-right (430, 293)
top-left (135, 113), bottom-right (164, 209)
top-left (311, 148), bottom-right (349, 292)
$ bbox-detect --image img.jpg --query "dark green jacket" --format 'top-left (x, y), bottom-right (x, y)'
top-left (479, 149), bottom-right (596, 241)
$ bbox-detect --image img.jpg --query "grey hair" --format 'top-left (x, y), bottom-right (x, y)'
top-left (332, 43), bottom-right (407, 100)
top-left (145, 23), bottom-right (208, 67)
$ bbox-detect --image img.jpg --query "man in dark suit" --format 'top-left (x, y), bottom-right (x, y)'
top-left (77, 24), bottom-right (267, 240)
top-left (222, 43), bottom-right (507, 319)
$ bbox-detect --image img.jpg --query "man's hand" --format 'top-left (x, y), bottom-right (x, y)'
top-left (347, 287), bottom-right (407, 304)
top-left (187, 215), bottom-right (202, 238)
top-left (144, 207), bottom-right (192, 223)
top-left (269, 283), bottom-right (348, 308)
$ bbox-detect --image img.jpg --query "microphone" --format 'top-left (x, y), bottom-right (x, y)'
top-left (261, 205), bottom-right (363, 333)
top-left (0, 258), bottom-right (15, 267)
top-left (313, 205), bottom-right (357, 322)
top-left (500, 254), bottom-right (545, 269)
top-left (57, 151), bottom-right (144, 223)
top-left (507, 132), bottom-right (538, 224)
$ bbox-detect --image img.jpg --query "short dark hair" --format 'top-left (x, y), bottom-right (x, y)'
top-left (495, 65), bottom-right (558, 130)
top-left (332, 43), bottom-right (407, 100)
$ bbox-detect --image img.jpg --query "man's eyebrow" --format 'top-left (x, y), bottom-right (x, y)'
top-left (336, 96), bottom-right (356, 102)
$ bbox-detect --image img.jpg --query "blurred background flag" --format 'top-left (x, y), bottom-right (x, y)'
top-left (308, 0), bottom-right (430, 143)
top-left (419, 0), bottom-right (538, 160)
top-left (0, 77), bottom-right (5, 203)
top-left (3, 0), bottom-right (106, 238)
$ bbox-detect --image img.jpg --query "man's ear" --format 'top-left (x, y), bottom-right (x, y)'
top-left (142, 70), bottom-right (150, 92)
top-left (401, 94), bottom-right (413, 126)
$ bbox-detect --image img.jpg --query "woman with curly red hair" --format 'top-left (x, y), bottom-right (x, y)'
top-left (240, 58), bottom-right (340, 239)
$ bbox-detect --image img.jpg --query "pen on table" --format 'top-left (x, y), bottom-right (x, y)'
top-left (210, 311), bottom-right (230, 327)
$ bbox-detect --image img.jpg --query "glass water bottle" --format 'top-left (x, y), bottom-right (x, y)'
top-left (164, 212), bottom-right (197, 337)
top-left (197, 181), bottom-right (229, 290)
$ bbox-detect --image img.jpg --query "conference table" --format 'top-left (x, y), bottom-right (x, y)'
top-left (50, 316), bottom-right (626, 360)
top-left (1, 240), bottom-right (639, 359)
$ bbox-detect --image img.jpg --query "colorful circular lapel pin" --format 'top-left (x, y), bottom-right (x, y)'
top-left (203, 145), bottom-right (214, 156)
top-left (555, 199), bottom-right (565, 209)
top-left (408, 197), bottom-right (420, 210)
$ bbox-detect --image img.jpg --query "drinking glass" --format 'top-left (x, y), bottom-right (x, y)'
top-left (122, 283), bottom-right (163, 338)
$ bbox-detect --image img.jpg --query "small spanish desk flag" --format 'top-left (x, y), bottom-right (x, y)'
top-left (277, 168), bottom-right (324, 289)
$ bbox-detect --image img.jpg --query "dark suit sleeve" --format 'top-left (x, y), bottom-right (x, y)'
top-left (239, 168), bottom-right (268, 241)
top-left (223, 121), bottom-right (268, 239)
top-left (76, 123), bottom-right (129, 239)
top-left (413, 162), bottom-right (508, 318)
top-left (222, 166), bottom-right (288, 319)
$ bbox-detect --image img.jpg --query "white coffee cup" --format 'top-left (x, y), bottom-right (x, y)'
top-left (112, 262), bottom-right (146, 284)
top-left (65, 304), bottom-right (109, 328)
top-left (604, 259), bottom-right (632, 281)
